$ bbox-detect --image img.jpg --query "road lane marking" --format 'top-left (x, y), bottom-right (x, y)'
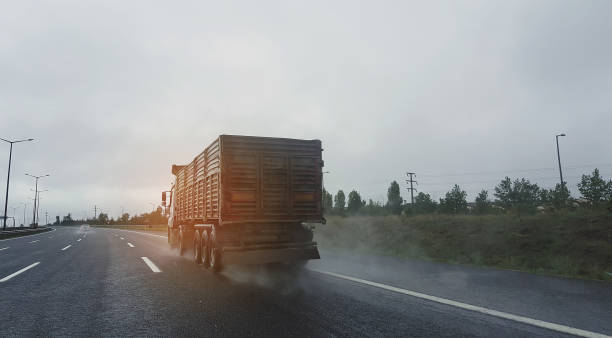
top-left (48, 236), bottom-right (53, 239)
top-left (312, 269), bottom-right (611, 338)
top-left (141, 257), bottom-right (161, 273)
top-left (0, 262), bottom-right (40, 282)
top-left (127, 243), bottom-right (135, 248)
top-left (105, 228), bottom-right (167, 239)
top-left (61, 245), bottom-right (71, 251)
top-left (77, 238), bottom-right (81, 242)
top-left (0, 227), bottom-right (56, 242)
top-left (0, 247), bottom-right (8, 251)
top-left (29, 240), bottom-right (39, 243)
top-left (120, 237), bottom-right (124, 240)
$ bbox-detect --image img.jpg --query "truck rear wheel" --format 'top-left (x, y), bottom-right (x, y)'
top-left (193, 230), bottom-right (202, 264)
top-left (209, 228), bottom-right (223, 272)
top-left (169, 228), bottom-right (178, 248)
top-left (201, 230), bottom-right (210, 267)
top-left (178, 229), bottom-right (186, 256)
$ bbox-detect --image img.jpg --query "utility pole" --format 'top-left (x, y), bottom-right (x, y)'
top-left (45, 211), bottom-right (48, 225)
top-left (406, 172), bottom-right (417, 204)
top-left (93, 205), bottom-right (98, 220)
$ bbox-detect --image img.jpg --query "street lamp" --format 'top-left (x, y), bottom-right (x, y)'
top-left (22, 202), bottom-right (28, 227)
top-left (1, 137), bottom-right (34, 230)
top-left (31, 189), bottom-right (48, 225)
top-left (556, 133), bottom-right (566, 187)
top-left (25, 173), bottom-right (49, 227)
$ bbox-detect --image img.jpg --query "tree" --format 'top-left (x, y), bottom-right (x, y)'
top-left (540, 183), bottom-right (571, 209)
top-left (347, 190), bottom-right (365, 214)
top-left (322, 188), bottom-right (333, 213)
top-left (334, 190), bottom-right (346, 213)
top-left (119, 213), bottom-right (130, 224)
top-left (439, 184), bottom-right (468, 214)
top-left (386, 181), bottom-right (403, 215)
top-left (494, 177), bottom-right (540, 213)
top-left (363, 199), bottom-right (386, 216)
top-left (98, 213), bottom-right (109, 224)
top-left (61, 213), bottom-right (73, 225)
top-left (413, 192), bottom-right (437, 214)
top-left (474, 190), bottom-right (491, 214)
top-left (577, 168), bottom-right (612, 204)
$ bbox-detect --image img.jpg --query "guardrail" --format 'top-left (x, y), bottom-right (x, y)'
top-left (0, 226), bottom-right (52, 239)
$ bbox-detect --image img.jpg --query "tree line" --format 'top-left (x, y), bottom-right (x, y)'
top-left (57, 207), bottom-right (168, 225)
top-left (323, 168), bottom-right (612, 216)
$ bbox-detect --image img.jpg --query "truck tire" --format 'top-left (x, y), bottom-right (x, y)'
top-left (169, 228), bottom-right (178, 248)
top-left (178, 229), bottom-right (185, 256)
top-left (193, 230), bottom-right (202, 264)
top-left (201, 230), bottom-right (210, 267)
top-left (209, 228), bottom-right (223, 272)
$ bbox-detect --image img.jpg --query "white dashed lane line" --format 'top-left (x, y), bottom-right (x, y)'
top-left (141, 257), bottom-right (161, 273)
top-left (0, 247), bottom-right (8, 251)
top-left (29, 240), bottom-right (39, 243)
top-left (61, 245), bottom-right (71, 251)
top-left (77, 238), bottom-right (81, 242)
top-left (120, 237), bottom-right (124, 240)
top-left (127, 243), bottom-right (134, 248)
top-left (0, 262), bottom-right (40, 282)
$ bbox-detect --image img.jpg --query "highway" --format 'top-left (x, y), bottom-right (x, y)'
top-left (1, 226), bottom-right (611, 337)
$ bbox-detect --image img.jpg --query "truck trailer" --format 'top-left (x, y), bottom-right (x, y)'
top-left (162, 135), bottom-right (324, 271)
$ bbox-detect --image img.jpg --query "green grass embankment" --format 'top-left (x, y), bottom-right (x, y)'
top-left (92, 224), bottom-right (166, 233)
top-left (314, 211), bottom-right (612, 281)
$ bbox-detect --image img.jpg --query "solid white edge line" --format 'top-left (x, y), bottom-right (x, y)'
top-left (61, 245), bottom-right (71, 251)
top-left (0, 227), bottom-right (57, 242)
top-left (311, 269), bottom-right (611, 338)
top-left (0, 262), bottom-right (40, 282)
top-left (141, 257), bottom-right (161, 273)
top-left (127, 242), bottom-right (135, 248)
top-left (0, 247), bottom-right (9, 251)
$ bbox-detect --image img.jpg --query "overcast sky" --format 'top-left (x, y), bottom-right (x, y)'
top-left (1, 0), bottom-right (611, 222)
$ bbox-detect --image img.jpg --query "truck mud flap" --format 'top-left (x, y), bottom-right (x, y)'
top-left (222, 245), bottom-right (320, 265)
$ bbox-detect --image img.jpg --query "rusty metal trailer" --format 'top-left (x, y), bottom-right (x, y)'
top-left (162, 135), bottom-right (324, 271)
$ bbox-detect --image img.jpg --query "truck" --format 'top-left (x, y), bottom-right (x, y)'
top-left (162, 135), bottom-right (325, 271)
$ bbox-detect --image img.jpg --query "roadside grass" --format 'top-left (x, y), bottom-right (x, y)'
top-left (314, 210), bottom-right (612, 281)
top-left (93, 224), bottom-right (166, 233)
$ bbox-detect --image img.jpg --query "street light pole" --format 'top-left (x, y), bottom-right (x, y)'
top-left (556, 133), bottom-right (566, 187)
top-left (22, 202), bottom-right (27, 227)
top-left (25, 173), bottom-right (49, 227)
top-left (1, 137), bottom-right (34, 230)
top-left (32, 189), bottom-right (48, 225)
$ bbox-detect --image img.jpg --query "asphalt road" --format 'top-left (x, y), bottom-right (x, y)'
top-left (1, 226), bottom-right (611, 337)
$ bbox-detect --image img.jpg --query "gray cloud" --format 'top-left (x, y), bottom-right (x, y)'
top-left (1, 0), bottom-right (611, 220)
